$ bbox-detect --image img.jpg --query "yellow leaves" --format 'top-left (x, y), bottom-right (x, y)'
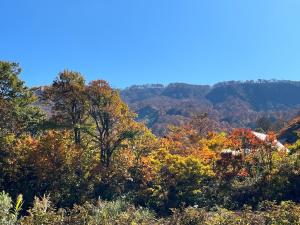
top-left (146, 147), bottom-right (215, 183)
top-left (168, 156), bottom-right (215, 179)
top-left (139, 144), bottom-right (215, 209)
top-left (137, 124), bottom-right (229, 185)
top-left (200, 132), bottom-right (227, 150)
top-left (0, 133), bottom-right (16, 145)
top-left (11, 130), bottom-right (84, 184)
top-left (15, 194), bottom-right (23, 213)
top-left (113, 148), bottom-right (136, 170)
top-left (160, 128), bottom-right (217, 165)
top-left (289, 134), bottom-right (300, 154)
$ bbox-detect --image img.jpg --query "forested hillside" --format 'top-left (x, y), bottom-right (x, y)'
top-left (1, 61), bottom-right (300, 224)
top-left (122, 81), bottom-right (300, 134)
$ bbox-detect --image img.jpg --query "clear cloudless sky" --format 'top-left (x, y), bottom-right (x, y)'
top-left (1, 0), bottom-right (300, 88)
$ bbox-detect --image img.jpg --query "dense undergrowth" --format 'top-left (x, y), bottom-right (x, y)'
top-left (1, 192), bottom-right (300, 224)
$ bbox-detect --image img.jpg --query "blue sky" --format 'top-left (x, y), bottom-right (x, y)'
top-left (1, 0), bottom-right (300, 88)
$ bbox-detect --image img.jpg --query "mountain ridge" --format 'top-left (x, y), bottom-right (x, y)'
top-left (121, 80), bottom-right (300, 134)
top-left (33, 79), bottom-right (300, 135)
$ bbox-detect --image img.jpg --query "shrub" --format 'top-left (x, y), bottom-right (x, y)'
top-left (68, 199), bottom-right (162, 225)
top-left (169, 207), bottom-right (207, 225)
top-left (20, 196), bottom-right (163, 225)
top-left (20, 195), bottom-right (64, 225)
top-left (259, 201), bottom-right (300, 225)
top-left (0, 191), bottom-right (22, 225)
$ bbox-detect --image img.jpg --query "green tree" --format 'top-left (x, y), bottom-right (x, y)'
top-left (0, 61), bottom-right (45, 137)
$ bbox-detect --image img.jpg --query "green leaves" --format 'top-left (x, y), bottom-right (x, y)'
top-left (0, 191), bottom-right (19, 225)
top-left (0, 61), bottom-right (46, 137)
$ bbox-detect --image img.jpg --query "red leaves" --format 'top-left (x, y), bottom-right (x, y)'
top-left (227, 128), bottom-right (263, 150)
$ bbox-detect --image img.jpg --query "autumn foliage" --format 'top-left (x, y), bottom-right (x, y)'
top-left (0, 62), bottom-right (300, 224)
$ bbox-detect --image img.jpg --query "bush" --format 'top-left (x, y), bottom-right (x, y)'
top-left (166, 202), bottom-right (300, 225)
top-left (20, 196), bottom-right (64, 225)
top-left (68, 199), bottom-right (162, 225)
top-left (20, 195), bottom-right (163, 225)
top-left (0, 191), bottom-right (22, 225)
top-left (259, 201), bottom-right (300, 225)
top-left (169, 207), bottom-right (207, 225)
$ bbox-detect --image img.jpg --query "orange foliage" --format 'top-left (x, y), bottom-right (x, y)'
top-left (227, 128), bottom-right (263, 150)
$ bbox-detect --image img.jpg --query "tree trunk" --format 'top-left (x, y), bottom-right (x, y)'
top-left (74, 127), bottom-right (81, 144)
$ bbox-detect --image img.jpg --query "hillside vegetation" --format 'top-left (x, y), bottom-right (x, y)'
top-left (122, 81), bottom-right (300, 134)
top-left (1, 61), bottom-right (300, 224)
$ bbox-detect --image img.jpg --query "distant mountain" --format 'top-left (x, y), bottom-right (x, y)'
top-left (206, 80), bottom-right (300, 110)
top-left (33, 80), bottom-right (300, 135)
top-left (121, 80), bottom-right (300, 135)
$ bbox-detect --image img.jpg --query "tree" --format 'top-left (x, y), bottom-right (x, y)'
top-left (289, 132), bottom-right (300, 154)
top-left (256, 116), bottom-right (273, 132)
top-left (0, 61), bottom-right (45, 137)
top-left (30, 131), bottom-right (86, 207)
top-left (0, 61), bottom-right (27, 100)
top-left (45, 70), bottom-right (87, 144)
top-left (141, 147), bottom-right (214, 213)
top-left (190, 112), bottom-right (223, 137)
top-left (86, 80), bottom-right (140, 167)
top-left (1, 131), bottom-right (89, 208)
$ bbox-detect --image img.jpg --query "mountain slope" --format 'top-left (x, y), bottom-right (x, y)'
top-left (121, 80), bottom-right (300, 135)
top-left (278, 116), bottom-right (300, 144)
